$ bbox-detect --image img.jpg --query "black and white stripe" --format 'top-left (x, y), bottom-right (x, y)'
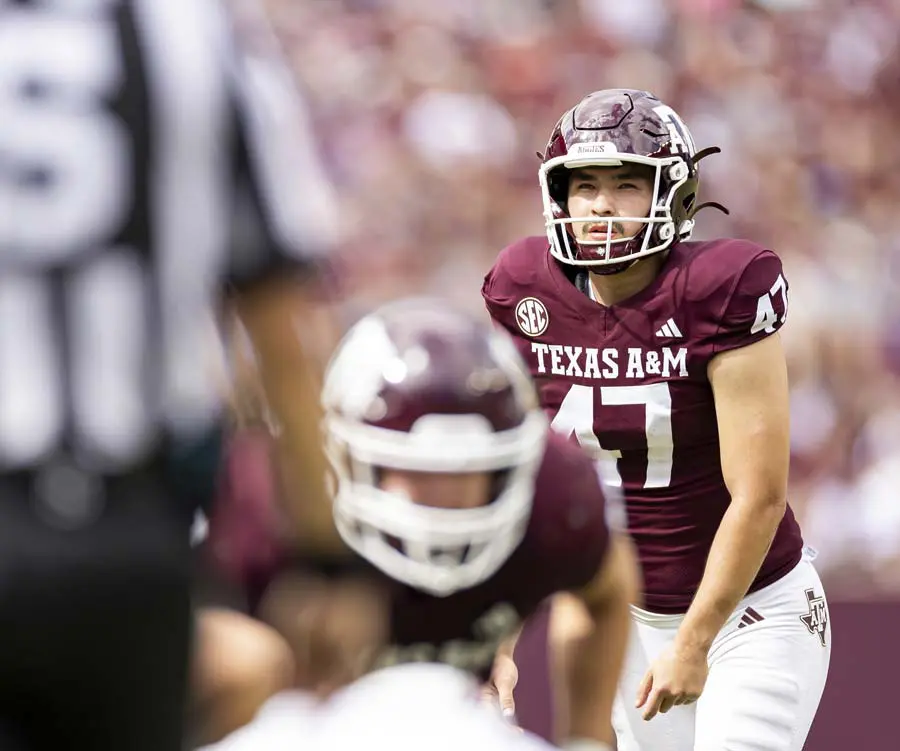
top-left (0, 0), bottom-right (336, 471)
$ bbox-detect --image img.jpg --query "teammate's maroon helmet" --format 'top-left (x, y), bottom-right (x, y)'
top-left (539, 88), bottom-right (724, 272)
top-left (321, 298), bottom-right (548, 596)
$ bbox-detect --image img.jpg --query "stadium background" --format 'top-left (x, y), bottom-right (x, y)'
top-left (247, 0), bottom-right (899, 746)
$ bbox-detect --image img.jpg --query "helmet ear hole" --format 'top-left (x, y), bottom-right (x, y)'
top-left (547, 167), bottom-right (569, 205)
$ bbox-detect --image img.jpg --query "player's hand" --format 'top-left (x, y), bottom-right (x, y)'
top-left (482, 652), bottom-right (519, 724)
top-left (635, 643), bottom-right (708, 721)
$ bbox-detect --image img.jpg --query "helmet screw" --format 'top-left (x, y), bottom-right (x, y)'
top-left (668, 163), bottom-right (688, 181)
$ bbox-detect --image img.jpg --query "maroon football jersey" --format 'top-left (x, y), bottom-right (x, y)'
top-left (372, 431), bottom-right (609, 678)
top-left (482, 235), bottom-right (803, 613)
top-left (243, 431), bottom-right (610, 680)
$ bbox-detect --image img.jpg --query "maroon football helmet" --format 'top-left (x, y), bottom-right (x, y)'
top-left (321, 298), bottom-right (548, 596)
top-left (539, 89), bottom-right (724, 273)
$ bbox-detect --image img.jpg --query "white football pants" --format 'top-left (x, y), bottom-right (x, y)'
top-left (612, 550), bottom-right (831, 751)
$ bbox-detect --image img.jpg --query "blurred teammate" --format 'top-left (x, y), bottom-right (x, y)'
top-left (0, 1), bottom-right (338, 748)
top-left (199, 663), bottom-right (561, 751)
top-left (483, 89), bottom-right (831, 750)
top-left (237, 298), bottom-right (638, 751)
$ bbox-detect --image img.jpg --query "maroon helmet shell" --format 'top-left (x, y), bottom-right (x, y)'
top-left (321, 298), bottom-right (548, 596)
top-left (539, 89), bottom-right (715, 272)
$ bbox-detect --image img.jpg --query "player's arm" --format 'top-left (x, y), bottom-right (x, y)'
top-left (189, 608), bottom-right (294, 747)
top-left (674, 331), bottom-right (790, 654)
top-left (637, 249), bottom-right (792, 720)
top-left (483, 626), bottom-right (521, 718)
top-left (220, 14), bottom-right (346, 555)
top-left (486, 535), bottom-right (638, 746)
top-left (559, 532), bottom-right (639, 749)
top-left (226, 282), bottom-right (342, 555)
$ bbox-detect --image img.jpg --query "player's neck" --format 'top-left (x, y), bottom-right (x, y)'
top-left (588, 253), bottom-right (666, 307)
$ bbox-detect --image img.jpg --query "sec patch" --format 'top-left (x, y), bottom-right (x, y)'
top-left (515, 297), bottom-right (549, 337)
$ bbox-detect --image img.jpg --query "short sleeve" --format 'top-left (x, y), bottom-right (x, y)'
top-left (222, 11), bottom-right (339, 289)
top-left (712, 250), bottom-right (789, 354)
top-left (480, 238), bottom-right (546, 341)
top-left (532, 435), bottom-right (611, 593)
top-left (563, 478), bottom-right (612, 591)
top-left (481, 265), bottom-right (516, 334)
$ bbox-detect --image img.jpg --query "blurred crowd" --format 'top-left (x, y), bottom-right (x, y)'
top-left (254, 0), bottom-right (900, 597)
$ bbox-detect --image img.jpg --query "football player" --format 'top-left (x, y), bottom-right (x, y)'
top-left (239, 298), bottom-right (639, 751)
top-left (0, 1), bottom-right (340, 748)
top-left (198, 662), bottom-right (561, 751)
top-left (482, 89), bottom-right (831, 750)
